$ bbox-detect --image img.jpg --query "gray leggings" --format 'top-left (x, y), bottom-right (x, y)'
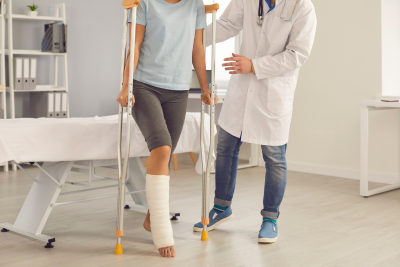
top-left (131, 79), bottom-right (189, 153)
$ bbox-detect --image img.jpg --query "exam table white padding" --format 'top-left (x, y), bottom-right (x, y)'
top-left (0, 112), bottom-right (216, 174)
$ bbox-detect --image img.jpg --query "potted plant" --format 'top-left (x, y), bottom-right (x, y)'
top-left (27, 3), bottom-right (38, 17)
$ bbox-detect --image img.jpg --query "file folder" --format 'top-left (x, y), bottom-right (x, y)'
top-left (48, 93), bottom-right (55, 118)
top-left (29, 92), bottom-right (55, 118)
top-left (54, 93), bottom-right (61, 118)
top-left (61, 93), bottom-right (68, 118)
top-left (53, 23), bottom-right (60, 53)
top-left (14, 58), bottom-right (23, 90)
top-left (29, 58), bottom-right (37, 89)
top-left (22, 58), bottom-right (30, 90)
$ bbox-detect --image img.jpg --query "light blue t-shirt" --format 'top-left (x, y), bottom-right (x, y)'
top-left (128, 0), bottom-right (207, 91)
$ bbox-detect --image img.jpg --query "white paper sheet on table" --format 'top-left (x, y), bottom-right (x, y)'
top-left (0, 112), bottom-right (216, 174)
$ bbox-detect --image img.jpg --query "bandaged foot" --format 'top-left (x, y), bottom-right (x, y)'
top-left (146, 174), bottom-right (175, 257)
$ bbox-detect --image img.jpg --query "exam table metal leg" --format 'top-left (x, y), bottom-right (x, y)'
top-left (0, 161), bottom-right (74, 247)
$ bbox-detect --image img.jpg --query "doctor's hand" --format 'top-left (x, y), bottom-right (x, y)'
top-left (116, 86), bottom-right (135, 108)
top-left (223, 53), bottom-right (252, 74)
top-left (201, 88), bottom-right (218, 106)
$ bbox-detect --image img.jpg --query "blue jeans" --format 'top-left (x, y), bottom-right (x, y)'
top-left (214, 127), bottom-right (287, 220)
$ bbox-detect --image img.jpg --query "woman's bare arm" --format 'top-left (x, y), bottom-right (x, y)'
top-left (117, 23), bottom-right (146, 107)
top-left (192, 29), bottom-right (217, 105)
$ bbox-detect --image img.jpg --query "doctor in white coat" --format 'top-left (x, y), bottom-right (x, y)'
top-left (194, 0), bottom-right (317, 243)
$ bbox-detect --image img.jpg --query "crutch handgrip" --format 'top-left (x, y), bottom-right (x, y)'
top-left (205, 4), bottom-right (219, 13)
top-left (126, 96), bottom-right (129, 104)
top-left (122, 0), bottom-right (140, 9)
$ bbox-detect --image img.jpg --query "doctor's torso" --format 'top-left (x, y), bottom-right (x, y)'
top-left (218, 0), bottom-right (316, 146)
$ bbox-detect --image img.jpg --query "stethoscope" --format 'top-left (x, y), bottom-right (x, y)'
top-left (257, 0), bottom-right (299, 26)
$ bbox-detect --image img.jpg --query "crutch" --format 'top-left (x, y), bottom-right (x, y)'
top-left (115, 0), bottom-right (140, 255)
top-left (200, 3), bottom-right (219, 242)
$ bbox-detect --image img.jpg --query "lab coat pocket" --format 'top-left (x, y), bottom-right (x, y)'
top-left (267, 16), bottom-right (293, 45)
top-left (267, 77), bottom-right (296, 116)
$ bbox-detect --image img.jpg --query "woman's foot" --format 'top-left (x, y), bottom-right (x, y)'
top-left (158, 245), bottom-right (176, 257)
top-left (143, 210), bottom-right (151, 232)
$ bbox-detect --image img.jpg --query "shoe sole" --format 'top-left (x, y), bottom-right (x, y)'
top-left (258, 237), bottom-right (278, 243)
top-left (193, 213), bottom-right (234, 232)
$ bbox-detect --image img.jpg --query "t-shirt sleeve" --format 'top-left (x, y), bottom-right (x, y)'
top-left (196, 0), bottom-right (207, 30)
top-left (127, 0), bottom-right (146, 26)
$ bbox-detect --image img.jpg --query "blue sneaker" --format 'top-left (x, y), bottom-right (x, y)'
top-left (258, 220), bottom-right (278, 243)
top-left (193, 206), bottom-right (234, 232)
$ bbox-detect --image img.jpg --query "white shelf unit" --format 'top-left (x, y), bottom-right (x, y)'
top-left (5, 0), bottom-right (70, 119)
top-left (0, 1), bottom-right (8, 172)
top-left (2, 1), bottom-right (69, 172)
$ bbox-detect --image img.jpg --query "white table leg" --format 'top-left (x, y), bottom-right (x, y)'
top-left (11, 162), bottom-right (17, 171)
top-left (10, 162), bottom-right (73, 236)
top-left (360, 107), bottom-right (369, 196)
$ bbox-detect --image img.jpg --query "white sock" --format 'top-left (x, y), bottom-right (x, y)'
top-left (146, 174), bottom-right (174, 249)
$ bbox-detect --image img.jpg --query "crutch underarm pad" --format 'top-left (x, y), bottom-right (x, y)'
top-left (205, 4), bottom-right (219, 13)
top-left (122, 0), bottom-right (140, 9)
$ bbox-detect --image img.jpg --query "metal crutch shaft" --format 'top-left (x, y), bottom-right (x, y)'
top-left (115, 0), bottom-right (140, 255)
top-left (200, 3), bottom-right (219, 242)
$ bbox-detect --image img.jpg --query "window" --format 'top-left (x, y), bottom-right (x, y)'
top-left (381, 0), bottom-right (400, 96)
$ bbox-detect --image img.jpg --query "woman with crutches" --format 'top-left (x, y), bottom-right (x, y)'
top-left (116, 0), bottom-right (217, 258)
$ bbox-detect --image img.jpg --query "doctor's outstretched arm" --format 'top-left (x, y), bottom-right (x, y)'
top-left (252, 3), bottom-right (317, 79)
top-left (204, 0), bottom-right (244, 47)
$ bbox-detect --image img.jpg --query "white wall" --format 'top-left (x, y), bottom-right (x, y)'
top-left (10, 0), bottom-right (125, 117)
top-left (286, 0), bottom-right (400, 184)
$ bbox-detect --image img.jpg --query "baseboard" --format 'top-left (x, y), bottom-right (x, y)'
top-left (258, 158), bottom-right (400, 185)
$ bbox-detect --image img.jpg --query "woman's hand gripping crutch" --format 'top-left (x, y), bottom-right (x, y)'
top-left (115, 0), bottom-right (140, 255)
top-left (200, 3), bottom-right (219, 242)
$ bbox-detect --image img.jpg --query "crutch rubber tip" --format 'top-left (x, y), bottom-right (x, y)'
top-left (115, 244), bottom-right (124, 255)
top-left (201, 231), bottom-right (209, 241)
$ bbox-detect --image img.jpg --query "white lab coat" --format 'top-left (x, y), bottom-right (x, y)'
top-left (205, 0), bottom-right (317, 146)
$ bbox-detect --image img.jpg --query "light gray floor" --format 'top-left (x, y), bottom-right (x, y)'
top-left (1, 155), bottom-right (400, 267)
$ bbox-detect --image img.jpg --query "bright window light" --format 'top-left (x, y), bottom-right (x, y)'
top-left (203, 0), bottom-right (238, 88)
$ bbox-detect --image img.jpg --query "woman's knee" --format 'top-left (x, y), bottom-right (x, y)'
top-left (151, 146), bottom-right (171, 161)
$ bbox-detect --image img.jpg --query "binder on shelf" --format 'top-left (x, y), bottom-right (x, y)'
top-left (14, 58), bottom-right (23, 90)
top-left (48, 93), bottom-right (55, 118)
top-left (29, 92), bottom-right (55, 118)
top-left (42, 23), bottom-right (67, 53)
top-left (61, 93), bottom-right (68, 118)
top-left (29, 58), bottom-right (37, 89)
top-left (22, 58), bottom-right (30, 89)
top-left (42, 24), bottom-right (53, 52)
top-left (52, 23), bottom-right (60, 53)
top-left (60, 24), bottom-right (67, 53)
top-left (54, 93), bottom-right (61, 118)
